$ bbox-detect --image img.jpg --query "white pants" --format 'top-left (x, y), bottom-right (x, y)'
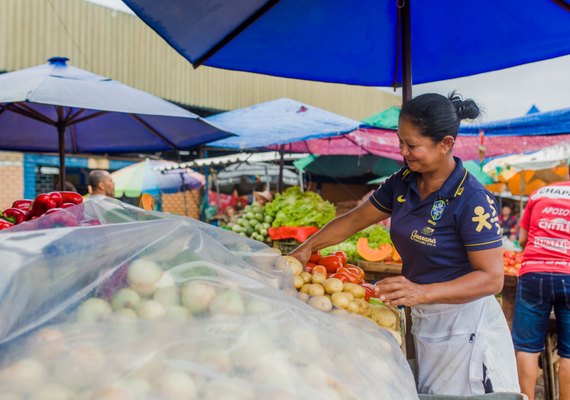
top-left (411, 296), bottom-right (520, 396)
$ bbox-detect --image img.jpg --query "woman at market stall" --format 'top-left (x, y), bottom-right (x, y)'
top-left (290, 92), bottom-right (520, 396)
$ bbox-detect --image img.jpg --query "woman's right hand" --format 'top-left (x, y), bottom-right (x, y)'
top-left (288, 245), bottom-right (313, 267)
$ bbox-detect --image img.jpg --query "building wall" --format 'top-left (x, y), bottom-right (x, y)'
top-left (0, 0), bottom-right (400, 120)
top-left (162, 190), bottom-right (200, 219)
top-left (0, 152), bottom-right (24, 210)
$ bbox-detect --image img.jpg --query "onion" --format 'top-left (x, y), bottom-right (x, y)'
top-left (181, 281), bottom-right (216, 314)
top-left (127, 259), bottom-right (163, 296)
top-left (29, 383), bottom-right (74, 400)
top-left (152, 286), bottom-right (180, 308)
top-left (26, 328), bottom-right (66, 362)
top-left (76, 298), bottom-right (112, 323)
top-left (91, 387), bottom-right (133, 400)
top-left (209, 289), bottom-right (244, 316)
top-left (165, 306), bottom-right (191, 321)
top-left (137, 300), bottom-right (166, 320)
top-left (204, 378), bottom-right (255, 400)
top-left (0, 358), bottom-right (47, 395)
top-left (110, 288), bottom-right (140, 310)
top-left (53, 346), bottom-right (106, 389)
top-left (155, 370), bottom-right (197, 400)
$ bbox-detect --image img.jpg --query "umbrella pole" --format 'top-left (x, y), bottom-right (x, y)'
top-left (57, 123), bottom-right (66, 191)
top-left (400, 0), bottom-right (412, 103)
top-left (278, 144), bottom-right (285, 193)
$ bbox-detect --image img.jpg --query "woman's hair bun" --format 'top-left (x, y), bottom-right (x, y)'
top-left (449, 90), bottom-right (480, 120)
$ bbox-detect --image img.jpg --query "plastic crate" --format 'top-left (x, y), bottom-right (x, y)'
top-left (419, 393), bottom-right (526, 400)
top-left (273, 239), bottom-right (300, 255)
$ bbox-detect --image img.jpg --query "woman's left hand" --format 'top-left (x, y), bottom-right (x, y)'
top-left (374, 276), bottom-right (428, 307)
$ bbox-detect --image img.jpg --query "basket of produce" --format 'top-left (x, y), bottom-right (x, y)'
top-left (273, 239), bottom-right (301, 254)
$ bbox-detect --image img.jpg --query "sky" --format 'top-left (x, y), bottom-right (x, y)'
top-left (86, 0), bottom-right (570, 123)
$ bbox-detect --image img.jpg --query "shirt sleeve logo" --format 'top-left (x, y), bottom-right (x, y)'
top-left (472, 195), bottom-right (501, 234)
top-left (397, 195), bottom-right (406, 203)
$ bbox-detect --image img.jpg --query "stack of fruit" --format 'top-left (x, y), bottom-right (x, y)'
top-left (503, 250), bottom-right (523, 276)
top-left (228, 203), bottom-right (273, 243)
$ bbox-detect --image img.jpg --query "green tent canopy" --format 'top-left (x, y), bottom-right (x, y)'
top-left (463, 160), bottom-right (494, 184)
top-left (294, 155), bottom-right (401, 179)
top-left (361, 106), bottom-right (400, 129)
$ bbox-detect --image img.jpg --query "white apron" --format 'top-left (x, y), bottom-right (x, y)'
top-left (411, 296), bottom-right (520, 396)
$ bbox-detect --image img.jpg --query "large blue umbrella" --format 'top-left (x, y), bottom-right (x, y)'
top-left (122, 0), bottom-right (570, 100)
top-left (0, 57), bottom-right (231, 189)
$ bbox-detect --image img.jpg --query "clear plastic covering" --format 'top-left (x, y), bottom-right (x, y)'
top-left (0, 199), bottom-right (418, 399)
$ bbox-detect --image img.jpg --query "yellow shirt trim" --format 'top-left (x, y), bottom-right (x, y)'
top-left (464, 238), bottom-right (502, 247)
top-left (370, 194), bottom-right (392, 212)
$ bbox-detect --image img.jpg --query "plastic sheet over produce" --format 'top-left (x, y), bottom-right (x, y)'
top-left (0, 200), bottom-right (418, 400)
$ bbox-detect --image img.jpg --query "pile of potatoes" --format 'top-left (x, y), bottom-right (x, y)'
top-left (275, 256), bottom-right (401, 344)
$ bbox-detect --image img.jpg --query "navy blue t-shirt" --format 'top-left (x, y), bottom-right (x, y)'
top-left (369, 158), bottom-right (502, 284)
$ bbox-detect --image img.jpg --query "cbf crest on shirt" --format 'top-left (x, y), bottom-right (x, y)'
top-left (370, 158), bottom-right (503, 284)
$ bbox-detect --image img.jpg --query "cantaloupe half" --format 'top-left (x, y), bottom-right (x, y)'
top-left (392, 247), bottom-right (401, 263)
top-left (357, 238), bottom-right (392, 262)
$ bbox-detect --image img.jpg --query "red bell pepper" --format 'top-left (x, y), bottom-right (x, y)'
top-left (29, 194), bottom-right (56, 216)
top-left (40, 208), bottom-right (79, 228)
top-left (332, 251), bottom-right (348, 266)
top-left (81, 219), bottom-right (102, 226)
top-left (60, 202), bottom-right (76, 209)
top-left (12, 199), bottom-right (33, 211)
top-left (360, 283), bottom-right (375, 301)
top-left (0, 219), bottom-right (14, 230)
top-left (336, 266), bottom-right (360, 284)
top-left (318, 255), bottom-right (343, 274)
top-left (59, 191), bottom-right (83, 205)
top-left (2, 208), bottom-right (29, 224)
top-left (328, 273), bottom-right (349, 283)
top-left (308, 251), bottom-right (321, 263)
top-left (346, 264), bottom-right (365, 283)
top-left (47, 192), bottom-right (63, 208)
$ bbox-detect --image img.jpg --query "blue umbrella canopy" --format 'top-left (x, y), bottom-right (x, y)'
top-left (206, 98), bottom-right (359, 150)
top-left (123, 0), bottom-right (570, 89)
top-left (0, 57), bottom-right (231, 188)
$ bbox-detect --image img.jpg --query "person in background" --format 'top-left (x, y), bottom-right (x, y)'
top-left (290, 92), bottom-right (519, 395)
top-left (512, 180), bottom-right (570, 400)
top-left (499, 205), bottom-right (519, 240)
top-left (86, 170), bottom-right (115, 201)
top-left (253, 190), bottom-right (273, 206)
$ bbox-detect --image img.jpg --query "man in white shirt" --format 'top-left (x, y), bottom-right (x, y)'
top-left (86, 170), bottom-right (115, 201)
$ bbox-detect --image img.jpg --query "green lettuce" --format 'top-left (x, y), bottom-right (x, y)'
top-left (265, 187), bottom-right (336, 228)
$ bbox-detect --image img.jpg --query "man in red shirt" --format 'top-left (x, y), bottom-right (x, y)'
top-left (512, 180), bottom-right (570, 400)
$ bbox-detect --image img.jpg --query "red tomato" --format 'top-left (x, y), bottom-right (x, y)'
top-left (318, 255), bottom-right (343, 274)
top-left (309, 251), bottom-right (321, 263)
top-left (312, 265), bottom-right (327, 276)
top-left (305, 262), bottom-right (316, 273)
top-left (332, 251), bottom-right (348, 266)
